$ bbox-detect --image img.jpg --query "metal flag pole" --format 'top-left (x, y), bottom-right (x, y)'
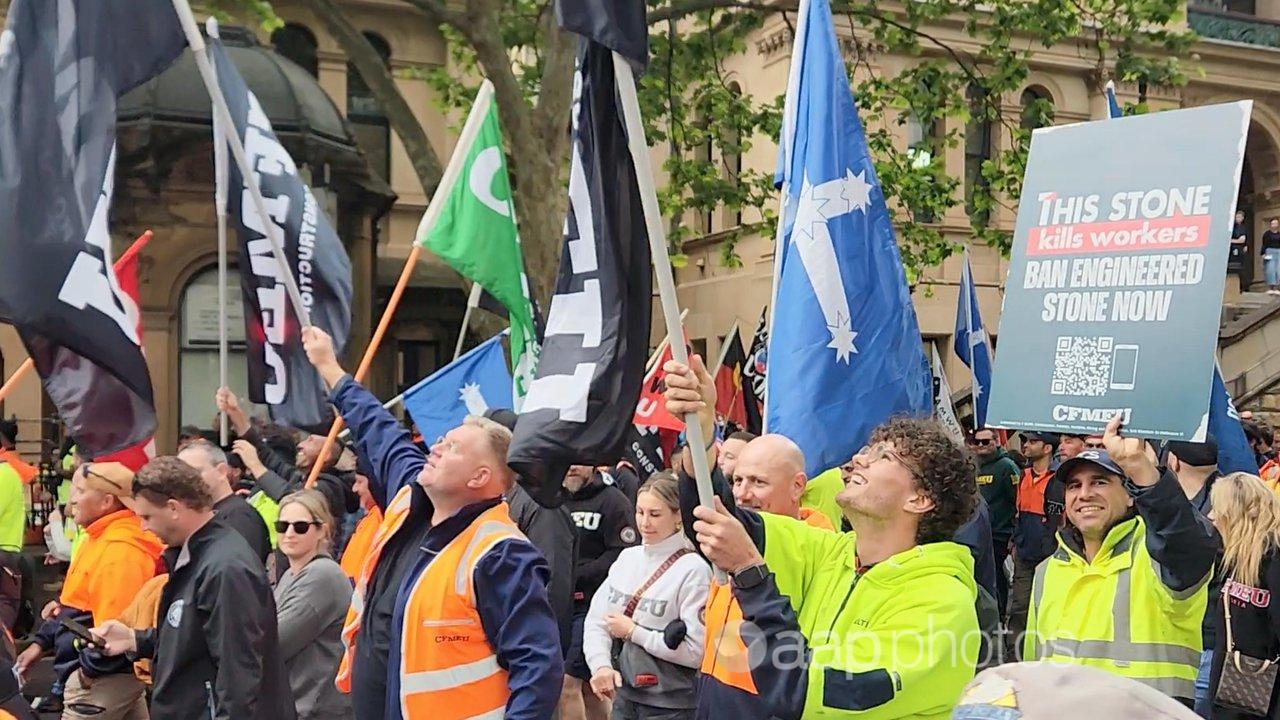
top-left (170, 0), bottom-right (311, 330)
top-left (208, 18), bottom-right (230, 446)
top-left (453, 283), bottom-right (484, 361)
top-left (612, 51), bottom-right (724, 581)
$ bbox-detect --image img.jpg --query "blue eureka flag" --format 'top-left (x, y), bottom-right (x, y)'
top-left (955, 254), bottom-right (994, 428)
top-left (1102, 84), bottom-right (1253, 472)
top-left (402, 333), bottom-right (513, 444)
top-left (1210, 364), bottom-right (1258, 474)
top-left (765, 0), bottom-right (932, 476)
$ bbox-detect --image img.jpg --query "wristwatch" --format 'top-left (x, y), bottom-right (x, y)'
top-left (732, 562), bottom-right (768, 590)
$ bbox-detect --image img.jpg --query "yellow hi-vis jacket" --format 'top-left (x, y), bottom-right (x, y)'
top-left (1026, 472), bottom-right (1216, 701)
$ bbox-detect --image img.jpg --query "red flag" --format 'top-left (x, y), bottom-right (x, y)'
top-left (94, 231), bottom-right (156, 471)
top-left (632, 342), bottom-right (685, 432)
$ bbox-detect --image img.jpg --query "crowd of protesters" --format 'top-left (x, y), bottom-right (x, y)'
top-left (2, 331), bottom-right (1280, 720)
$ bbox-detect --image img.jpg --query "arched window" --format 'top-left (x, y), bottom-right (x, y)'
top-left (271, 23), bottom-right (318, 77)
top-left (965, 83), bottom-right (993, 224)
top-left (697, 117), bottom-right (714, 235)
top-left (348, 32), bottom-right (392, 180)
top-left (1020, 86), bottom-right (1055, 132)
top-left (723, 82), bottom-right (744, 229)
top-left (179, 267), bottom-right (262, 428)
top-left (904, 102), bottom-right (941, 223)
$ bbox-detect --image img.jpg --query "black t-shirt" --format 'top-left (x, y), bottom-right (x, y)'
top-left (1263, 229), bottom-right (1280, 250)
top-left (211, 494), bottom-right (271, 564)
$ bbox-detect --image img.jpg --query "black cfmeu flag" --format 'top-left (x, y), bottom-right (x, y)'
top-left (508, 0), bottom-right (652, 507)
top-left (0, 0), bottom-right (184, 456)
top-left (209, 38), bottom-right (353, 430)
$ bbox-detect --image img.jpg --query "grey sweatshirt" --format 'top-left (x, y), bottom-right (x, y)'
top-left (274, 555), bottom-right (355, 720)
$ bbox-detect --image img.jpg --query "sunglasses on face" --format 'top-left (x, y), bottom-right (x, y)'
top-left (274, 520), bottom-right (321, 535)
top-left (968, 438), bottom-right (994, 447)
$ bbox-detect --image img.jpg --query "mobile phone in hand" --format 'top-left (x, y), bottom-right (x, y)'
top-left (59, 616), bottom-right (104, 649)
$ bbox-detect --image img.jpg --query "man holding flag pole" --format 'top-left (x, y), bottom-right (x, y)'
top-left (662, 0), bottom-right (981, 718)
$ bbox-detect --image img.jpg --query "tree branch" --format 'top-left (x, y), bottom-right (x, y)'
top-left (303, 0), bottom-right (445, 192)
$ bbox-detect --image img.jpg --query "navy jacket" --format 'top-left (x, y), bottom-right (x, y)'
top-left (332, 376), bottom-right (562, 720)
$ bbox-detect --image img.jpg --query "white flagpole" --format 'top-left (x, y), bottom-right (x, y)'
top-left (453, 283), bottom-right (484, 361)
top-left (613, 51), bottom-right (722, 579)
top-left (208, 18), bottom-right (230, 446)
top-left (171, 0), bottom-right (311, 329)
top-left (338, 394), bottom-right (404, 440)
top-left (710, 320), bottom-right (741, 378)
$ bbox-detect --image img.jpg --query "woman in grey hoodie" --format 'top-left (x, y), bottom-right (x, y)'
top-left (274, 490), bottom-right (354, 720)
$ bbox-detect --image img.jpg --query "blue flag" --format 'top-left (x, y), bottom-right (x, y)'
top-left (955, 254), bottom-right (994, 428)
top-left (402, 334), bottom-right (513, 445)
top-left (1210, 364), bottom-right (1258, 474)
top-left (1105, 80), bottom-right (1123, 120)
top-left (765, 0), bottom-right (932, 477)
top-left (1102, 84), bottom-right (1253, 472)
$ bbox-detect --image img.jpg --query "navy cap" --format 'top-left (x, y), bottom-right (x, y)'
top-left (1054, 449), bottom-right (1126, 484)
top-left (1023, 431), bottom-right (1060, 447)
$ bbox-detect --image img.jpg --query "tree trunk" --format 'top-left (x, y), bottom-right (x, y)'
top-left (303, 0), bottom-right (444, 194)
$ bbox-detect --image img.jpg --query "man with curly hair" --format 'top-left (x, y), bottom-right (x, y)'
top-left (664, 355), bottom-right (980, 719)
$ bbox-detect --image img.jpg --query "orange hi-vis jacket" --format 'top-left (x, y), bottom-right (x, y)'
top-left (698, 507), bottom-right (834, 712)
top-left (60, 509), bottom-right (163, 624)
top-left (339, 504), bottom-right (383, 581)
top-left (336, 487), bottom-right (526, 719)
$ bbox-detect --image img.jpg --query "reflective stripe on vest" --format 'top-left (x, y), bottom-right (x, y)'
top-left (336, 485), bottom-right (416, 693)
top-left (399, 503), bottom-right (525, 720)
top-left (1031, 526), bottom-right (1199, 698)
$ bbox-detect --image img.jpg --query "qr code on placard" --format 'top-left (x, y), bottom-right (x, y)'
top-left (1051, 336), bottom-right (1113, 397)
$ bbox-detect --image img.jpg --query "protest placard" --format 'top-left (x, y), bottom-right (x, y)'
top-left (986, 101), bottom-right (1251, 440)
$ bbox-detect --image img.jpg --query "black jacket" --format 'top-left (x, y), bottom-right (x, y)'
top-left (507, 483), bottom-right (579, 653)
top-left (1212, 549), bottom-right (1280, 720)
top-left (566, 472), bottom-right (637, 613)
top-left (212, 494), bottom-right (271, 564)
top-left (243, 427), bottom-right (359, 533)
top-left (134, 521), bottom-right (295, 720)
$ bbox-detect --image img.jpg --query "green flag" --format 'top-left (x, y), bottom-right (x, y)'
top-left (419, 82), bottom-right (538, 402)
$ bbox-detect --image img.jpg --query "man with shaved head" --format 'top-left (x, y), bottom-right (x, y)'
top-left (684, 433), bottom-right (832, 718)
top-left (729, 434), bottom-right (816, 523)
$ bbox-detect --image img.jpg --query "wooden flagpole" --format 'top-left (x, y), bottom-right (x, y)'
top-left (304, 81), bottom-right (496, 487)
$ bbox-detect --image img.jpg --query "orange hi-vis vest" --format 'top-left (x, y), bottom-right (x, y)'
top-left (337, 486), bottom-right (526, 719)
top-left (1261, 458), bottom-right (1280, 489)
top-left (339, 505), bottom-right (384, 581)
top-left (699, 507), bottom-right (833, 695)
top-left (1017, 467), bottom-right (1054, 516)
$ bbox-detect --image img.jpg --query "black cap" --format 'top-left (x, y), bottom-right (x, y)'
top-left (1053, 449), bottom-right (1126, 485)
top-left (1166, 435), bottom-right (1218, 467)
top-left (484, 408), bottom-right (519, 432)
top-left (1023, 431), bottom-right (1060, 449)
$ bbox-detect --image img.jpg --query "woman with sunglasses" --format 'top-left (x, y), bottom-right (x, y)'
top-left (273, 490), bottom-right (354, 720)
